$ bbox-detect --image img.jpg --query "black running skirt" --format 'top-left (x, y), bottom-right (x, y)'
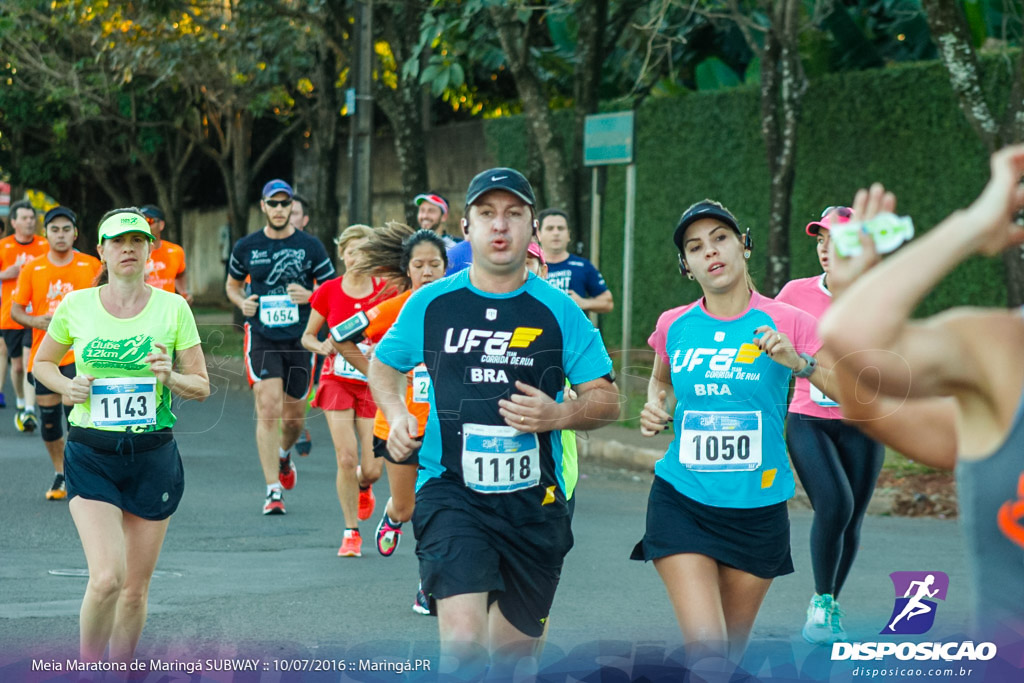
top-left (631, 475), bottom-right (793, 579)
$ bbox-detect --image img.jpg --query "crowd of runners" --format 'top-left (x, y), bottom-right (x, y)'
top-left (2, 146), bottom-right (1023, 675)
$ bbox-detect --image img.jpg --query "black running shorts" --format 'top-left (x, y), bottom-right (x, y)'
top-left (372, 435), bottom-right (420, 466)
top-left (65, 427), bottom-right (183, 521)
top-left (630, 475), bottom-right (794, 579)
top-left (243, 324), bottom-right (315, 399)
top-left (413, 479), bottom-right (574, 638)
top-left (30, 364), bottom-right (76, 396)
top-left (0, 328), bottom-right (30, 359)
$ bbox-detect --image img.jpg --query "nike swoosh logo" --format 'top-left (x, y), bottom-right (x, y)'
top-left (491, 175), bottom-right (508, 181)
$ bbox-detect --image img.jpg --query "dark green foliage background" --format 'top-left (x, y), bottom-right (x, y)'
top-left (485, 56), bottom-right (1016, 350)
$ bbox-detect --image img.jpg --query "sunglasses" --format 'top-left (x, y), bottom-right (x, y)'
top-left (265, 199), bottom-right (293, 208)
top-left (144, 216), bottom-right (157, 225)
top-left (820, 206), bottom-right (853, 219)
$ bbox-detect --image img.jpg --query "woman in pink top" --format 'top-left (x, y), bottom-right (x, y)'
top-left (774, 207), bottom-right (885, 646)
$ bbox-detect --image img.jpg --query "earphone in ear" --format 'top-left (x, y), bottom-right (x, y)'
top-left (743, 228), bottom-right (752, 250)
top-left (677, 254), bottom-right (693, 280)
top-left (461, 217), bottom-right (469, 236)
top-left (532, 219), bottom-right (539, 235)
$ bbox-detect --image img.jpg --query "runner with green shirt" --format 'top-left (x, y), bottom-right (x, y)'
top-left (32, 208), bottom-right (210, 663)
top-left (524, 241), bottom-right (580, 514)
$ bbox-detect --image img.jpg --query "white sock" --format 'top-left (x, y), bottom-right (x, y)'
top-left (16, 398), bottom-right (25, 409)
top-left (279, 447), bottom-right (290, 460)
top-left (266, 483), bottom-right (283, 496)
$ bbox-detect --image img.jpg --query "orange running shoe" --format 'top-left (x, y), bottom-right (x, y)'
top-left (45, 473), bottom-right (67, 501)
top-left (338, 529), bottom-right (362, 557)
top-left (357, 485), bottom-right (376, 521)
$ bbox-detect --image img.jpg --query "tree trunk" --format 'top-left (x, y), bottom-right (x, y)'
top-left (570, 0), bottom-right (607, 252)
top-left (135, 130), bottom-right (195, 245)
top-left (230, 111), bottom-right (253, 245)
top-left (921, 0), bottom-right (998, 149)
top-left (86, 163), bottom-right (131, 208)
top-left (308, 40), bottom-right (342, 245)
top-left (390, 106), bottom-right (429, 227)
top-left (164, 131), bottom-right (196, 245)
top-left (760, 0), bottom-right (805, 297)
top-left (194, 100), bottom-right (305, 247)
top-left (921, 0), bottom-right (1024, 305)
top-left (489, 6), bottom-right (572, 213)
top-left (570, 0), bottom-right (643, 255)
top-left (375, 0), bottom-right (429, 228)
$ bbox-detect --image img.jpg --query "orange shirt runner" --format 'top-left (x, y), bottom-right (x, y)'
top-left (145, 240), bottom-right (187, 294)
top-left (364, 289), bottom-right (431, 440)
top-left (12, 252), bottom-right (102, 371)
top-left (0, 234), bottom-right (48, 329)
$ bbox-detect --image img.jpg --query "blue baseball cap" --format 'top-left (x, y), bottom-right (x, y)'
top-left (261, 179), bottom-right (294, 199)
top-left (139, 204), bottom-right (165, 222)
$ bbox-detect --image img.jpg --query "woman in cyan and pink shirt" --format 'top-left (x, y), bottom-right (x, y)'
top-left (635, 200), bottom-right (828, 668)
top-left (775, 207), bottom-right (884, 646)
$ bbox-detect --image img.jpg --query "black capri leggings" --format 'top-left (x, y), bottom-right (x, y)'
top-left (786, 412), bottom-right (884, 598)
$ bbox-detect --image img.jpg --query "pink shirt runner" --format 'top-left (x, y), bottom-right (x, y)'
top-left (775, 274), bottom-right (842, 419)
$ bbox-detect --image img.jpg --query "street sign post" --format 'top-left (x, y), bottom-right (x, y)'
top-left (584, 112), bottom-right (636, 388)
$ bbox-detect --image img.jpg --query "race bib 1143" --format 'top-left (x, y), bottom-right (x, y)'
top-left (90, 377), bottom-right (157, 427)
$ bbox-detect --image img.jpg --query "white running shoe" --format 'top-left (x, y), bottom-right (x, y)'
top-left (830, 598), bottom-right (848, 642)
top-left (802, 593), bottom-right (835, 645)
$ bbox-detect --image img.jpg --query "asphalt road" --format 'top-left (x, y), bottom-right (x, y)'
top-left (0, 359), bottom-right (1012, 681)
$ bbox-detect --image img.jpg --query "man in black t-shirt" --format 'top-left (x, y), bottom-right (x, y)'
top-left (226, 179), bottom-right (335, 515)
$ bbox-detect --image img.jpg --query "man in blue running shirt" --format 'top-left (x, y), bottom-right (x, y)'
top-left (369, 168), bottom-right (620, 678)
top-left (538, 208), bottom-right (613, 315)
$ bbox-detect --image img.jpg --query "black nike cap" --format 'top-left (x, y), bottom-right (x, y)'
top-left (465, 168), bottom-right (536, 207)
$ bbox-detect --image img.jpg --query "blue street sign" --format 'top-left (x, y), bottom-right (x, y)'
top-left (584, 112), bottom-right (635, 166)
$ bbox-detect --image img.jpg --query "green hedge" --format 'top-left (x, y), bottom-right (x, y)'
top-left (484, 56), bottom-right (1017, 350)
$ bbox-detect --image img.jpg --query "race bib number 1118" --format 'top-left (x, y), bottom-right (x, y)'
top-left (461, 424), bottom-right (540, 493)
